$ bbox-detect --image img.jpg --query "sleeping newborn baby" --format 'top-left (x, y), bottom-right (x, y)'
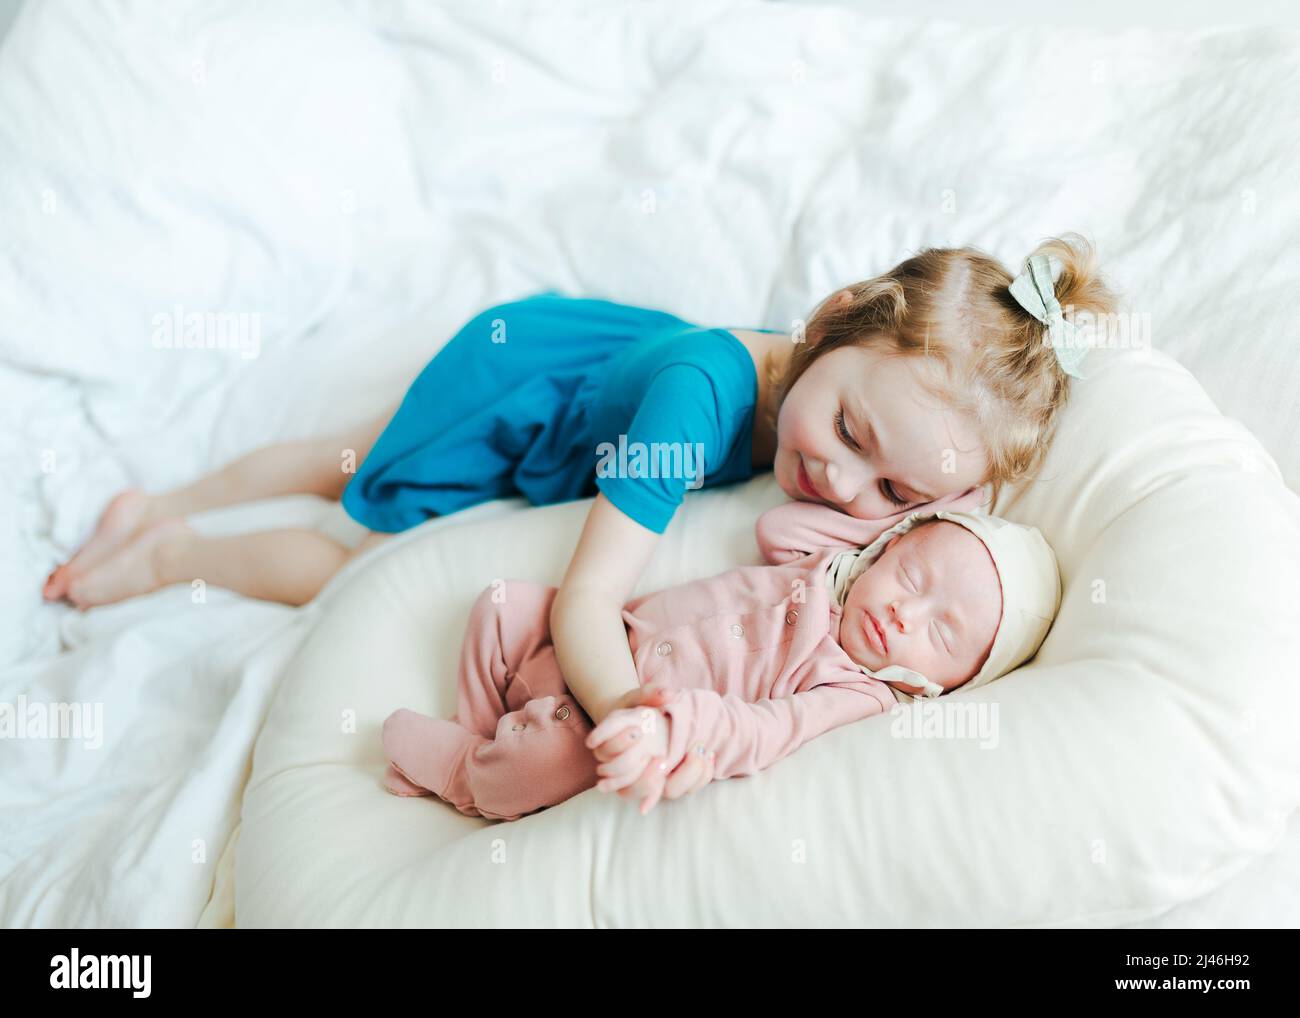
top-left (381, 504), bottom-right (1061, 821)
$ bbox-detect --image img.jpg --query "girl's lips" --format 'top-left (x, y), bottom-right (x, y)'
top-left (864, 610), bottom-right (888, 654)
top-left (796, 459), bottom-right (821, 500)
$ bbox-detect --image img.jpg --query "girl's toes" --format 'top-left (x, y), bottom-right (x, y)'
top-left (62, 519), bottom-right (189, 609)
top-left (67, 569), bottom-right (134, 609)
top-left (58, 489), bottom-right (157, 584)
top-left (65, 575), bottom-right (100, 609)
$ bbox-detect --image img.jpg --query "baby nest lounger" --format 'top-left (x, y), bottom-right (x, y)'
top-left (234, 345), bottom-right (1300, 927)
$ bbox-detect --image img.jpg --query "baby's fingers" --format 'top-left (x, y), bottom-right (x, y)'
top-left (586, 710), bottom-right (643, 751)
top-left (595, 747), bottom-right (649, 792)
top-left (589, 725), bottom-right (643, 763)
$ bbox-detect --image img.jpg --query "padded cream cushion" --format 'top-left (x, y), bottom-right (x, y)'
top-left (236, 348), bottom-right (1300, 926)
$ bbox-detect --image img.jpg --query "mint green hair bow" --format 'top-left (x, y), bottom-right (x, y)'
top-left (1009, 254), bottom-right (1088, 379)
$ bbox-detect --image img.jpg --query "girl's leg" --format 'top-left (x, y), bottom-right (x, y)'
top-left (151, 405), bottom-right (397, 517)
top-left (64, 519), bottom-right (389, 609)
top-left (45, 405), bottom-right (397, 600)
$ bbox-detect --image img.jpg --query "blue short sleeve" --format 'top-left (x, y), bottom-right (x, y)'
top-left (594, 363), bottom-right (727, 534)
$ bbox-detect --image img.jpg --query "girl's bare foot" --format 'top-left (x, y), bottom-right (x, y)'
top-left (43, 489), bottom-right (157, 602)
top-left (64, 518), bottom-right (194, 610)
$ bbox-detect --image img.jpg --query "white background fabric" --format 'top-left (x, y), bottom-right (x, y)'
top-left (1, 0), bottom-right (1298, 926)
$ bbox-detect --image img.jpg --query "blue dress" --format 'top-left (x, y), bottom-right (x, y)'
top-left (341, 290), bottom-right (781, 534)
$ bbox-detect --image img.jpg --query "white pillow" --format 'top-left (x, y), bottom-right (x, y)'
top-left (236, 347), bottom-right (1300, 926)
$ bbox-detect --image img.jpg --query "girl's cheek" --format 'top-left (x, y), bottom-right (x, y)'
top-left (779, 398), bottom-right (819, 452)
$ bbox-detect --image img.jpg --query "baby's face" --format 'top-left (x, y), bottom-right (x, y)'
top-left (839, 521), bottom-right (1002, 694)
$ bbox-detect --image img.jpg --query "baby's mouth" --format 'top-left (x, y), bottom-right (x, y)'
top-left (864, 609), bottom-right (888, 654)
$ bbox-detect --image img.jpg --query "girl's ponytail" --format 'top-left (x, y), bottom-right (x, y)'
top-left (1013, 233), bottom-right (1120, 376)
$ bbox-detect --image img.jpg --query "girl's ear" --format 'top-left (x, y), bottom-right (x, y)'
top-left (807, 289), bottom-right (853, 346)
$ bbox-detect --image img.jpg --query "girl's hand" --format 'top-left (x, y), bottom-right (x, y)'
top-left (654, 743), bottom-right (715, 806)
top-left (586, 683), bottom-right (717, 814)
top-left (618, 742), bottom-right (716, 815)
top-left (587, 683), bottom-right (674, 760)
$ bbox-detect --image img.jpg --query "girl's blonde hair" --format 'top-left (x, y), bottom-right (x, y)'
top-left (767, 232), bottom-right (1117, 508)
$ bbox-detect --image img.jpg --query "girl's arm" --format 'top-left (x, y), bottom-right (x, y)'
top-left (552, 362), bottom-right (728, 724)
top-left (550, 493), bottom-right (661, 726)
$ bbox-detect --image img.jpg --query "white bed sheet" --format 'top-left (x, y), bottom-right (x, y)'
top-left (2, 0), bottom-right (1298, 926)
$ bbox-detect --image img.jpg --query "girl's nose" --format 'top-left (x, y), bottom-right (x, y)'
top-left (889, 599), bottom-right (910, 634)
top-left (823, 460), bottom-right (860, 503)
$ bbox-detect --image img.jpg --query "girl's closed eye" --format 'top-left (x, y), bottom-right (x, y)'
top-left (835, 405), bottom-right (913, 507)
top-left (880, 480), bottom-right (910, 506)
top-left (834, 406), bottom-right (858, 448)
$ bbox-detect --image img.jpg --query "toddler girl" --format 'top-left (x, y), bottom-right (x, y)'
top-left (381, 501), bottom-right (1061, 820)
top-left (45, 236), bottom-right (1109, 743)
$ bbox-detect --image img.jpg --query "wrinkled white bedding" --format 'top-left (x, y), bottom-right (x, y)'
top-left (1, 0), bottom-right (1297, 926)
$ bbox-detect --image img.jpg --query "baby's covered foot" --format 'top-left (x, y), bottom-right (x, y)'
top-left (381, 709), bottom-right (478, 804)
top-left (382, 763), bottom-right (433, 797)
top-left (44, 489), bottom-right (157, 601)
top-left (64, 518), bottom-right (193, 610)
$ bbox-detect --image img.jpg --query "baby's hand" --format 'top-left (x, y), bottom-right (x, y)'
top-left (586, 704), bottom-right (670, 799)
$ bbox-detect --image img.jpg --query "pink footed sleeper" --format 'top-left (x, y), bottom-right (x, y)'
top-left (376, 493), bottom-right (997, 820)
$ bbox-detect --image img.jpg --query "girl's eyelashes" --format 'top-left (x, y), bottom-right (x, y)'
top-left (880, 480), bottom-right (909, 506)
top-left (834, 405), bottom-right (909, 507)
top-left (834, 407), bottom-right (858, 449)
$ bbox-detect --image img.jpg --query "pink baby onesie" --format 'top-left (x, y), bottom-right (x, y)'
top-left (378, 501), bottom-right (949, 821)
